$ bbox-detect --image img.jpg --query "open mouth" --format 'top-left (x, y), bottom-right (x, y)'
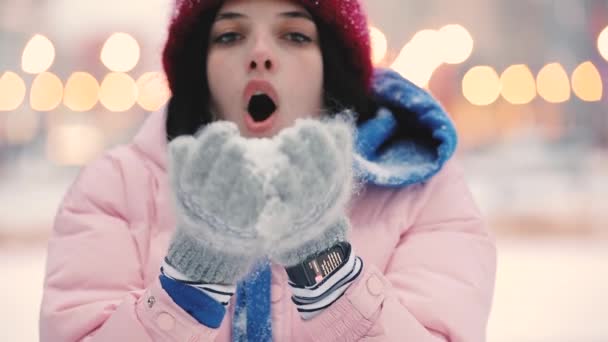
top-left (247, 93), bottom-right (277, 122)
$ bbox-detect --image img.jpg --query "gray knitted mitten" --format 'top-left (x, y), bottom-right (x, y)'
top-left (166, 121), bottom-right (267, 284)
top-left (258, 118), bottom-right (356, 267)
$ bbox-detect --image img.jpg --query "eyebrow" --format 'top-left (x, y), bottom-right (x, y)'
top-left (279, 11), bottom-right (313, 21)
top-left (215, 12), bottom-right (245, 22)
top-left (215, 11), bottom-right (314, 22)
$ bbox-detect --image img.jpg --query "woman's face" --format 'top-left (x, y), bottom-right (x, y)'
top-left (207, 0), bottom-right (324, 138)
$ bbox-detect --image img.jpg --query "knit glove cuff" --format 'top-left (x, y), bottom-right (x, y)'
top-left (166, 224), bottom-right (260, 284)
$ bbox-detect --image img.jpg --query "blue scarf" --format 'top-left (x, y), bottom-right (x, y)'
top-left (231, 68), bottom-right (458, 341)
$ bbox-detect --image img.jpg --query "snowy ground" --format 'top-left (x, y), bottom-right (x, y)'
top-left (1, 237), bottom-right (607, 342)
top-left (487, 237), bottom-right (608, 342)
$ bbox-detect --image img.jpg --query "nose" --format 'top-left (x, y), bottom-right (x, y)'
top-left (249, 59), bottom-right (273, 71)
top-left (248, 35), bottom-right (277, 73)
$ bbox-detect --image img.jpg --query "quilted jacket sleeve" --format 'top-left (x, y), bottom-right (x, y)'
top-left (300, 160), bottom-right (497, 341)
top-left (39, 149), bottom-right (224, 342)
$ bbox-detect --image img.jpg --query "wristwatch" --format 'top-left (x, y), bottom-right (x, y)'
top-left (285, 241), bottom-right (352, 288)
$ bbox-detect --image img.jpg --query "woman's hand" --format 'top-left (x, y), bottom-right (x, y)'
top-left (258, 118), bottom-right (356, 267)
top-left (166, 121), bottom-right (268, 284)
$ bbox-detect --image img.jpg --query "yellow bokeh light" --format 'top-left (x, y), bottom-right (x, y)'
top-left (30, 72), bottom-right (63, 111)
top-left (598, 26), bottom-right (608, 62)
top-left (64, 72), bottom-right (99, 111)
top-left (137, 72), bottom-right (171, 111)
top-left (101, 32), bottom-right (140, 73)
top-left (99, 72), bottom-right (138, 112)
top-left (369, 26), bottom-right (388, 65)
top-left (439, 24), bottom-right (474, 64)
top-left (500, 64), bottom-right (537, 104)
top-left (537, 63), bottom-right (571, 103)
top-left (46, 124), bottom-right (105, 166)
top-left (571, 61), bottom-right (603, 102)
top-left (391, 29), bottom-right (443, 87)
top-left (4, 110), bottom-right (40, 145)
top-left (0, 72), bottom-right (27, 111)
top-left (462, 66), bottom-right (501, 106)
top-left (21, 34), bottom-right (56, 74)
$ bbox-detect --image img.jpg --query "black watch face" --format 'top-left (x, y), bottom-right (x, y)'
top-left (286, 242), bottom-right (351, 287)
top-left (306, 244), bottom-right (347, 282)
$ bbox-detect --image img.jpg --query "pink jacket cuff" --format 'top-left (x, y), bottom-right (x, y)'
top-left (133, 277), bottom-right (221, 341)
top-left (304, 262), bottom-right (386, 341)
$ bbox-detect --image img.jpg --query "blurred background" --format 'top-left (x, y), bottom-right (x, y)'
top-left (1, 0), bottom-right (607, 341)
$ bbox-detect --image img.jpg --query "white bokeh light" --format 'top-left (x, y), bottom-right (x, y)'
top-left (597, 26), bottom-right (608, 62)
top-left (21, 34), bottom-right (56, 74)
top-left (439, 24), bottom-right (474, 64)
top-left (369, 26), bottom-right (388, 65)
top-left (100, 33), bottom-right (141, 73)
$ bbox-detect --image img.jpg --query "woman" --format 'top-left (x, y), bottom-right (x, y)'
top-left (39, 0), bottom-right (497, 341)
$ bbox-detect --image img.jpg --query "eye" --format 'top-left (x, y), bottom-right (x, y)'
top-left (284, 32), bottom-right (312, 44)
top-left (213, 32), bottom-right (243, 45)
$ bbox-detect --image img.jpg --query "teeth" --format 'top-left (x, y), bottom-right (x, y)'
top-left (253, 91), bottom-right (266, 96)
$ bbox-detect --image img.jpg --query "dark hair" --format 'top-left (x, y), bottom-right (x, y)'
top-left (165, 5), bottom-right (377, 141)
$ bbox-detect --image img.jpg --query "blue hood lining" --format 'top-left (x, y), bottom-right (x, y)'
top-left (353, 68), bottom-right (458, 188)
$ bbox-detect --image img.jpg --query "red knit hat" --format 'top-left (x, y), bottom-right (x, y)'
top-left (162, 0), bottom-right (372, 95)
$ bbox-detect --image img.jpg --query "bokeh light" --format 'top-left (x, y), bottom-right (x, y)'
top-left (597, 26), bottom-right (608, 62)
top-left (21, 34), bottom-right (55, 74)
top-left (500, 64), bottom-right (537, 104)
top-left (0, 72), bottom-right (27, 111)
top-left (462, 66), bottom-right (501, 106)
top-left (369, 26), bottom-right (388, 65)
top-left (30, 72), bottom-right (63, 111)
top-left (439, 24), bottom-right (474, 64)
top-left (391, 29), bottom-right (444, 87)
top-left (100, 32), bottom-right (140, 72)
top-left (537, 63), bottom-right (571, 103)
top-left (99, 72), bottom-right (138, 112)
top-left (137, 72), bottom-right (171, 112)
top-left (571, 61), bottom-right (602, 102)
top-left (410, 29), bottom-right (443, 60)
top-left (46, 123), bottom-right (105, 165)
top-left (63, 72), bottom-right (99, 111)
top-left (391, 26), bottom-right (473, 87)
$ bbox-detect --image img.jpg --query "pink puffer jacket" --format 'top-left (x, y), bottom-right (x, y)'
top-left (40, 109), bottom-right (496, 341)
